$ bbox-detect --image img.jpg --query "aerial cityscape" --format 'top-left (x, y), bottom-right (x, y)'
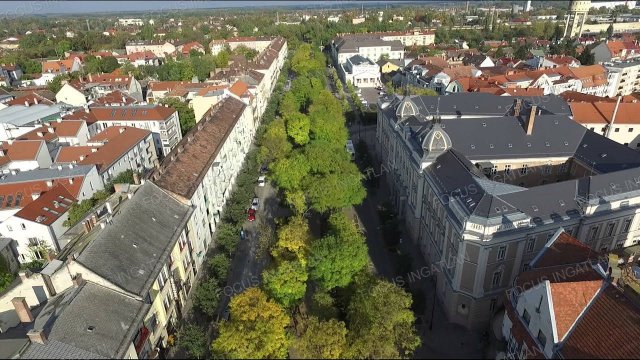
top-left (1, 0), bottom-right (640, 359)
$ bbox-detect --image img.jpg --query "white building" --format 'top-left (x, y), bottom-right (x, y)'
top-left (63, 105), bottom-right (182, 158)
top-left (340, 55), bottom-right (381, 88)
top-left (0, 140), bottom-right (52, 172)
top-left (209, 36), bottom-right (273, 55)
top-left (125, 40), bottom-right (179, 58)
top-left (118, 18), bottom-right (144, 26)
top-left (332, 34), bottom-right (405, 64)
top-left (151, 96), bottom-right (256, 269)
top-left (604, 59), bottom-right (640, 96)
top-left (54, 126), bottom-right (159, 184)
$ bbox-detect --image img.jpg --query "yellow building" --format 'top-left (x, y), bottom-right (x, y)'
top-left (377, 59), bottom-right (404, 74)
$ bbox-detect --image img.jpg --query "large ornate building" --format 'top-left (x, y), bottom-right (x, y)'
top-left (376, 92), bottom-right (640, 328)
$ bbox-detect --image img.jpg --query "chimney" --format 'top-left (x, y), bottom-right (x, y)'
top-left (31, 192), bottom-right (40, 200)
top-left (47, 127), bottom-right (55, 133)
top-left (27, 329), bottom-right (47, 344)
top-left (106, 202), bottom-right (113, 214)
top-left (526, 105), bottom-right (537, 135)
top-left (37, 132), bottom-right (44, 137)
top-left (88, 73), bottom-right (93, 82)
top-left (18, 271), bottom-right (29, 281)
top-left (72, 273), bottom-right (84, 287)
top-left (46, 180), bottom-right (53, 187)
top-left (24, 101), bottom-right (29, 107)
top-left (119, 127), bottom-right (125, 134)
top-left (12, 297), bottom-right (34, 323)
top-left (133, 172), bottom-right (140, 185)
top-left (513, 98), bottom-right (523, 116)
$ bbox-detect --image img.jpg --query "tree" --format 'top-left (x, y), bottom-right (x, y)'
top-left (279, 92), bottom-right (300, 116)
top-left (100, 56), bottom-right (120, 73)
top-left (346, 275), bottom-right (421, 359)
top-left (577, 47), bottom-right (595, 65)
top-left (304, 139), bottom-right (350, 175)
top-left (211, 288), bottom-right (290, 359)
top-left (47, 75), bottom-right (66, 94)
top-left (284, 189), bottom-right (306, 214)
top-left (607, 23), bottom-right (614, 38)
top-left (406, 86), bottom-right (438, 96)
top-left (514, 45), bottom-right (530, 60)
top-left (310, 290), bottom-right (340, 320)
top-left (291, 43), bottom-right (325, 75)
top-left (216, 222), bottom-right (240, 256)
top-left (305, 170), bottom-right (366, 213)
top-left (271, 216), bottom-right (311, 263)
top-left (262, 259), bottom-right (308, 308)
top-left (193, 277), bottom-right (221, 317)
top-left (285, 112), bottom-right (310, 146)
top-left (178, 324), bottom-right (208, 359)
top-left (291, 317), bottom-right (348, 359)
top-left (270, 151), bottom-right (310, 191)
top-left (309, 213), bottom-right (369, 289)
top-left (258, 118), bottom-right (292, 164)
top-left (208, 254), bottom-right (230, 283)
top-left (159, 98), bottom-right (196, 135)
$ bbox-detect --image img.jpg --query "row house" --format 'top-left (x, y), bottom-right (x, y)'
top-left (366, 30), bottom-right (435, 47)
top-left (0, 164), bottom-right (103, 261)
top-left (331, 34), bottom-right (404, 64)
top-left (55, 72), bottom-right (143, 106)
top-left (605, 58), bottom-right (640, 96)
top-left (6, 92), bottom-right (54, 107)
top-left (63, 105), bottom-right (181, 158)
top-left (190, 85), bottom-right (231, 122)
top-left (375, 93), bottom-right (640, 329)
top-left (125, 40), bottom-right (184, 58)
top-left (0, 140), bottom-right (52, 172)
top-left (146, 81), bottom-right (211, 104)
top-left (54, 126), bottom-right (159, 184)
top-left (150, 96), bottom-right (255, 270)
top-left (16, 119), bottom-right (90, 160)
top-left (41, 58), bottom-right (83, 76)
top-left (117, 51), bottom-right (162, 67)
top-left (501, 230), bottom-right (640, 359)
top-left (526, 55), bottom-right (580, 70)
top-left (570, 100), bottom-right (640, 148)
top-left (0, 64), bottom-right (23, 87)
top-left (209, 36), bottom-right (273, 55)
top-left (92, 89), bottom-right (139, 107)
top-left (175, 41), bottom-right (205, 57)
top-left (592, 40), bottom-right (640, 64)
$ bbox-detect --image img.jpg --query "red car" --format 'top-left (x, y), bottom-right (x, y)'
top-left (247, 208), bottom-right (256, 222)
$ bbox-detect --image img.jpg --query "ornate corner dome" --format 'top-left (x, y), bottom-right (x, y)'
top-left (422, 123), bottom-right (452, 161)
top-left (396, 97), bottom-right (418, 120)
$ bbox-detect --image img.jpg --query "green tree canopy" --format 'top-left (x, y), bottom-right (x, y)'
top-left (262, 259), bottom-right (308, 308)
top-left (178, 324), bottom-right (208, 359)
top-left (290, 317), bottom-right (348, 359)
top-left (304, 139), bottom-right (350, 175)
top-left (271, 215), bottom-right (312, 263)
top-left (305, 167), bottom-right (366, 212)
top-left (270, 151), bottom-right (310, 191)
top-left (258, 118), bottom-right (293, 164)
top-left (309, 213), bottom-right (368, 289)
top-left (346, 274), bottom-right (421, 359)
top-left (211, 288), bottom-right (290, 359)
top-left (193, 277), bottom-right (221, 317)
top-left (285, 112), bottom-right (311, 146)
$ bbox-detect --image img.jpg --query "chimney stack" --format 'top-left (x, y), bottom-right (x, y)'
top-left (513, 98), bottom-right (523, 116)
top-left (27, 329), bottom-right (47, 344)
top-left (72, 273), bottom-right (84, 287)
top-left (12, 297), bottom-right (34, 323)
top-left (526, 105), bottom-right (537, 135)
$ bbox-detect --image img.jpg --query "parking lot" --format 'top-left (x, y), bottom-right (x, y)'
top-left (358, 87), bottom-right (384, 109)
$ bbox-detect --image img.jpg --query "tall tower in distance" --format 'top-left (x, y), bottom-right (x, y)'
top-left (563, 0), bottom-right (591, 39)
top-left (524, 0), bottom-right (532, 12)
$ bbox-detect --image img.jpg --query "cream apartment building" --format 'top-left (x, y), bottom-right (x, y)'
top-left (376, 93), bottom-right (640, 329)
top-left (605, 59), bottom-right (640, 96)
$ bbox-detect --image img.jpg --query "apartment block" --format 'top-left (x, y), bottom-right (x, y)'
top-left (376, 92), bottom-right (640, 329)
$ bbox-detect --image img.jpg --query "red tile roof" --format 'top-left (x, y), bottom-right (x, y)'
top-left (534, 232), bottom-right (600, 268)
top-left (17, 120), bottom-right (84, 141)
top-left (56, 126), bottom-right (151, 173)
top-left (550, 280), bottom-right (603, 341)
top-left (64, 106), bottom-right (176, 124)
top-left (151, 96), bottom-right (246, 199)
top-left (0, 140), bottom-right (43, 161)
top-left (560, 285), bottom-right (640, 359)
top-left (14, 184), bottom-right (76, 225)
top-left (92, 90), bottom-right (137, 106)
top-left (570, 101), bottom-right (640, 125)
top-left (0, 177), bottom-right (84, 210)
top-left (180, 41), bottom-right (204, 55)
top-left (6, 92), bottom-right (54, 106)
top-left (42, 59), bottom-right (77, 74)
top-left (229, 80), bottom-right (249, 97)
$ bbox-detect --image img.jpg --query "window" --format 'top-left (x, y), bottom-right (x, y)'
top-left (492, 270), bottom-right (502, 287)
top-left (520, 164), bottom-right (529, 175)
top-left (523, 309), bottom-right (531, 325)
top-left (606, 222), bottom-right (615, 237)
top-left (497, 245), bottom-right (506, 260)
top-left (526, 237), bottom-right (535, 253)
top-left (489, 298), bottom-right (497, 312)
top-left (590, 226), bottom-right (599, 241)
top-left (522, 262), bottom-right (531, 272)
top-left (622, 218), bottom-right (632, 233)
top-left (543, 164), bottom-right (552, 175)
top-left (20, 223), bottom-right (26, 230)
top-left (630, 128), bottom-right (634, 132)
top-left (615, 127), bottom-right (620, 132)
top-left (537, 330), bottom-right (547, 347)
top-left (546, 232), bottom-right (553, 241)
top-left (505, 164), bottom-right (511, 174)
top-left (491, 165), bottom-right (498, 175)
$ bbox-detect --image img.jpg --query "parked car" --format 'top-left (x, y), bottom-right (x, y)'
top-left (258, 176), bottom-right (266, 187)
top-left (251, 197), bottom-right (259, 210)
top-left (259, 164), bottom-right (268, 174)
top-left (247, 208), bottom-right (256, 222)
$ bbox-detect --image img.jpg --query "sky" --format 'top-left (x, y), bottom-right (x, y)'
top-left (1, 1), bottom-right (402, 16)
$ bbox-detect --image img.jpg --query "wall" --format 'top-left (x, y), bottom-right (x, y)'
top-left (55, 83), bottom-right (87, 106)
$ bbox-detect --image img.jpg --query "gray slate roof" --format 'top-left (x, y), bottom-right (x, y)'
top-left (334, 35), bottom-right (404, 54)
top-left (77, 181), bottom-right (193, 297)
top-left (20, 282), bottom-right (149, 359)
top-left (0, 164), bottom-right (94, 184)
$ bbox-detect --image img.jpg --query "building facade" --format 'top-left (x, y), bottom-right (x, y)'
top-left (376, 93), bottom-right (640, 329)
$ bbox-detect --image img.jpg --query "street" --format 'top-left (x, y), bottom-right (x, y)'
top-left (328, 68), bottom-right (485, 358)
